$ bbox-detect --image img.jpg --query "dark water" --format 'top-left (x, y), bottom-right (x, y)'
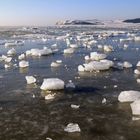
top-left (0, 26), bottom-right (140, 140)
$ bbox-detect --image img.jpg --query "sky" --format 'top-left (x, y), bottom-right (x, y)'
top-left (0, 0), bottom-right (140, 26)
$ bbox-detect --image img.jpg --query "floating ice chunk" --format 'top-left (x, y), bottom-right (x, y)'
top-left (83, 61), bottom-right (111, 72)
top-left (71, 104), bottom-right (80, 109)
top-left (124, 44), bottom-right (128, 49)
top-left (64, 48), bottom-right (75, 54)
top-left (100, 59), bottom-right (114, 67)
top-left (4, 57), bottom-right (12, 63)
top-left (130, 99), bottom-right (140, 115)
top-left (118, 90), bottom-right (140, 102)
top-left (40, 78), bottom-right (65, 91)
top-left (25, 76), bottom-right (36, 84)
top-left (51, 61), bottom-right (62, 67)
top-left (132, 116), bottom-right (140, 121)
top-left (39, 48), bottom-right (53, 56)
top-left (66, 80), bottom-right (75, 88)
top-left (114, 85), bottom-right (118, 88)
top-left (45, 93), bottom-right (56, 100)
top-left (64, 123), bottom-right (81, 133)
top-left (123, 61), bottom-right (133, 68)
top-left (90, 52), bottom-right (107, 61)
top-left (46, 137), bottom-right (53, 140)
top-left (7, 48), bottom-right (16, 56)
top-left (78, 65), bottom-right (85, 72)
top-left (4, 64), bottom-right (11, 69)
top-left (5, 42), bottom-right (16, 47)
top-left (56, 60), bottom-right (62, 64)
top-left (134, 36), bottom-right (140, 41)
top-left (19, 60), bottom-right (29, 68)
top-left (30, 49), bottom-right (40, 56)
top-left (137, 79), bottom-right (140, 83)
top-left (70, 44), bottom-right (78, 48)
top-left (98, 45), bottom-right (103, 49)
top-left (42, 38), bottom-right (47, 42)
top-left (18, 54), bottom-right (25, 60)
top-left (134, 69), bottom-right (140, 75)
top-left (136, 61), bottom-right (140, 67)
top-left (26, 50), bottom-right (31, 56)
top-left (88, 40), bottom-right (97, 45)
top-left (102, 98), bottom-right (107, 104)
top-left (104, 45), bottom-right (113, 52)
top-left (85, 55), bottom-right (90, 61)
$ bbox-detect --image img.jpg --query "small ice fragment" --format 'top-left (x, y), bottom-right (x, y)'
top-left (4, 57), bottom-right (12, 63)
top-left (78, 65), bottom-right (85, 72)
top-left (124, 44), bottom-right (128, 48)
top-left (98, 45), bottom-right (103, 49)
top-left (64, 48), bottom-right (75, 54)
top-left (132, 116), bottom-right (140, 121)
top-left (123, 61), bottom-right (132, 68)
top-left (18, 54), bottom-right (25, 60)
top-left (56, 60), bottom-right (62, 64)
top-left (136, 61), bottom-right (140, 67)
top-left (70, 44), bottom-right (78, 48)
top-left (4, 64), bottom-right (11, 69)
top-left (66, 80), bottom-right (75, 89)
top-left (7, 48), bottom-right (16, 56)
top-left (104, 45), bottom-right (113, 52)
top-left (46, 138), bottom-right (53, 140)
top-left (25, 76), bottom-right (36, 84)
top-left (114, 85), bottom-right (118, 88)
top-left (137, 79), bottom-right (140, 83)
top-left (118, 90), bottom-right (140, 102)
top-left (32, 94), bottom-right (35, 98)
top-left (64, 123), bottom-right (81, 133)
top-left (71, 104), bottom-right (80, 109)
top-left (134, 69), bottom-right (140, 75)
top-left (26, 50), bottom-right (31, 56)
top-left (85, 55), bottom-right (90, 61)
top-left (51, 62), bottom-right (61, 67)
top-left (19, 60), bottom-right (29, 68)
top-left (90, 52), bottom-right (107, 61)
top-left (45, 93), bottom-right (56, 100)
top-left (102, 98), bottom-right (107, 104)
top-left (40, 78), bottom-right (65, 91)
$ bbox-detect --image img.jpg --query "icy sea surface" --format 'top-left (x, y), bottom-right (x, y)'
top-left (0, 26), bottom-right (140, 140)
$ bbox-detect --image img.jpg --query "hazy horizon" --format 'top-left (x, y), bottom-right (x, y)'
top-left (0, 0), bottom-right (140, 26)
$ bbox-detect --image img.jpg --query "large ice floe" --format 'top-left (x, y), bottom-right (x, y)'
top-left (78, 59), bottom-right (113, 72)
top-left (118, 90), bottom-right (140, 102)
top-left (29, 47), bottom-right (53, 56)
top-left (40, 78), bottom-right (65, 90)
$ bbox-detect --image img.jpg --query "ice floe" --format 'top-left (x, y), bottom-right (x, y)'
top-left (130, 99), bottom-right (140, 115)
top-left (19, 60), bottom-right (29, 68)
top-left (40, 78), bottom-right (65, 91)
top-left (64, 123), bottom-right (81, 133)
top-left (25, 76), bottom-right (36, 84)
top-left (118, 90), bottom-right (140, 102)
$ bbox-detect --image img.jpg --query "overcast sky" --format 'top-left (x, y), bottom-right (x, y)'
top-left (0, 0), bottom-right (140, 26)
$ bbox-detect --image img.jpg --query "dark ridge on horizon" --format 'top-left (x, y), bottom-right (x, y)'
top-left (56, 19), bottom-right (104, 25)
top-left (124, 18), bottom-right (140, 23)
